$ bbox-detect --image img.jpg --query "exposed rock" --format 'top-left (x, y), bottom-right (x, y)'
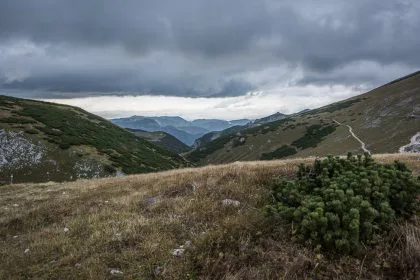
top-left (112, 233), bottom-right (122, 241)
top-left (73, 159), bottom-right (103, 179)
top-left (172, 248), bottom-right (185, 257)
top-left (190, 182), bottom-right (199, 192)
top-left (399, 132), bottom-right (420, 153)
top-left (24, 248), bottom-right (30, 254)
top-left (154, 266), bottom-right (164, 276)
top-left (221, 199), bottom-right (241, 207)
top-left (64, 227), bottom-right (69, 233)
top-left (110, 269), bottom-right (123, 276)
top-left (0, 129), bottom-right (45, 170)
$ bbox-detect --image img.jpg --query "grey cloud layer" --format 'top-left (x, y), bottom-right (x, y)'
top-left (0, 0), bottom-right (419, 97)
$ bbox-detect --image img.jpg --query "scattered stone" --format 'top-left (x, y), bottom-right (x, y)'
top-left (75, 263), bottom-right (82, 268)
top-left (104, 200), bottom-right (109, 203)
top-left (191, 182), bottom-right (199, 191)
top-left (64, 227), bottom-right (69, 233)
top-left (13, 204), bottom-right (19, 207)
top-left (154, 266), bottom-right (164, 276)
top-left (24, 248), bottom-right (30, 254)
top-left (62, 192), bottom-right (66, 195)
top-left (13, 235), bottom-right (18, 239)
top-left (221, 199), bottom-right (241, 207)
top-left (110, 269), bottom-right (123, 276)
top-left (172, 248), bottom-right (185, 257)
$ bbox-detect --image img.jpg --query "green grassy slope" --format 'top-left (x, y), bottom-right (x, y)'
top-left (127, 128), bottom-right (191, 154)
top-left (187, 71), bottom-right (420, 165)
top-left (0, 95), bottom-right (189, 183)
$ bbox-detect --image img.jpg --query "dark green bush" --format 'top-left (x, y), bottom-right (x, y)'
top-left (267, 153), bottom-right (420, 253)
top-left (261, 145), bottom-right (297, 160)
top-left (291, 124), bottom-right (336, 149)
top-left (24, 128), bottom-right (39, 134)
top-left (0, 117), bottom-right (36, 124)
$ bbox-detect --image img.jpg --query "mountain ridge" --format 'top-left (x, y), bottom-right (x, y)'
top-left (111, 115), bottom-right (251, 146)
top-left (187, 71), bottom-right (420, 165)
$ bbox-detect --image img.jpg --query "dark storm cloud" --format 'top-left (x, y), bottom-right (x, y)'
top-left (0, 0), bottom-right (419, 97)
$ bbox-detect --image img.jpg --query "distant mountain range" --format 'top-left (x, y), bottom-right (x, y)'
top-left (111, 116), bottom-right (250, 146)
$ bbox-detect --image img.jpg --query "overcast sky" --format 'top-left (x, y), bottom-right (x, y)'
top-left (1, 0), bottom-right (419, 120)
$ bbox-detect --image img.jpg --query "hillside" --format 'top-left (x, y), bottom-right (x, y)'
top-left (0, 95), bottom-right (188, 184)
top-left (0, 154), bottom-right (419, 279)
top-left (187, 71), bottom-right (420, 165)
top-left (192, 115), bottom-right (288, 148)
top-left (127, 128), bottom-right (191, 154)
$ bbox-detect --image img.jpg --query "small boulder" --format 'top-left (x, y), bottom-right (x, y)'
top-left (64, 227), bottom-right (69, 233)
top-left (221, 199), bottom-right (240, 207)
top-left (154, 266), bottom-right (164, 276)
top-left (110, 269), bottom-right (123, 276)
top-left (24, 248), bottom-right (30, 254)
top-left (172, 248), bottom-right (185, 257)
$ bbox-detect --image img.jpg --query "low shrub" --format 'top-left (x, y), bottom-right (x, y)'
top-left (261, 145), bottom-right (297, 160)
top-left (267, 153), bottom-right (420, 253)
top-left (291, 124), bottom-right (336, 149)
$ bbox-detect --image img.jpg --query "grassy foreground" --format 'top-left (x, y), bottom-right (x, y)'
top-left (0, 154), bottom-right (419, 279)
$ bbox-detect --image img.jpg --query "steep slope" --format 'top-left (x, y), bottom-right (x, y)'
top-left (192, 125), bottom-right (246, 148)
top-left (0, 95), bottom-right (188, 184)
top-left (127, 128), bottom-right (191, 154)
top-left (187, 71), bottom-right (420, 165)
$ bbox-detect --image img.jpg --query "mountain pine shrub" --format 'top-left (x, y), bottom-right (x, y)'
top-left (267, 153), bottom-right (420, 253)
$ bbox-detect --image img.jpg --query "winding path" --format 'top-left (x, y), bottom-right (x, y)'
top-left (333, 119), bottom-right (371, 155)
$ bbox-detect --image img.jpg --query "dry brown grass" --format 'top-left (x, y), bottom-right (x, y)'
top-left (0, 153), bottom-right (419, 279)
